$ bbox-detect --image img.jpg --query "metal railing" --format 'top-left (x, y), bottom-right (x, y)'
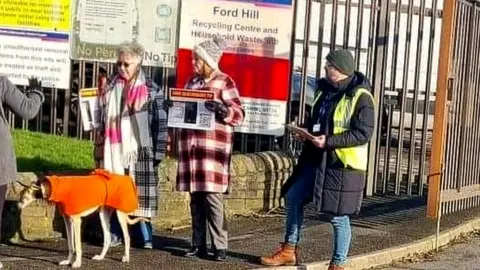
top-left (7, 0), bottom-right (446, 199)
top-left (293, 0), bottom-right (443, 197)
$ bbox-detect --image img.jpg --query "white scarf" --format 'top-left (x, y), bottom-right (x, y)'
top-left (102, 72), bottom-right (150, 175)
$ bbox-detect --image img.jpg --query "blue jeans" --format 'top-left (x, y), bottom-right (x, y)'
top-left (137, 221), bottom-right (153, 244)
top-left (284, 165), bottom-right (352, 266)
top-left (110, 214), bottom-right (122, 242)
top-left (110, 214), bottom-right (153, 244)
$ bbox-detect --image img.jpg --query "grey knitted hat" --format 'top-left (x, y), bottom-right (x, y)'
top-left (193, 36), bottom-right (227, 70)
top-left (326, 50), bottom-right (355, 76)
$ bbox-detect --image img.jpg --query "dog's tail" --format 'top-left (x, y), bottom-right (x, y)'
top-left (125, 216), bottom-right (149, 225)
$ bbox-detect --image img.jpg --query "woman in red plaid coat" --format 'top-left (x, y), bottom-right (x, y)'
top-left (176, 37), bottom-right (244, 261)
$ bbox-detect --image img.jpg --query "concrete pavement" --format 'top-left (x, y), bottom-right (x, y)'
top-left (0, 196), bottom-right (479, 270)
top-left (381, 232), bottom-right (480, 270)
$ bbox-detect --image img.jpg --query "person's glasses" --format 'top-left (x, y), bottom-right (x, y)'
top-left (116, 61), bottom-right (130, 68)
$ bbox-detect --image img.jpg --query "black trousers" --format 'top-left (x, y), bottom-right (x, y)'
top-left (0, 184), bottom-right (7, 240)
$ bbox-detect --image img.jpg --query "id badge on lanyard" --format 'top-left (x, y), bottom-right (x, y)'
top-left (314, 95), bottom-right (331, 134)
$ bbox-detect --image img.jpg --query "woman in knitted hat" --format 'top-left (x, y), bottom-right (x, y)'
top-left (175, 37), bottom-right (245, 261)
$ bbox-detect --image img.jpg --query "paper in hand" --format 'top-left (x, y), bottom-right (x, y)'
top-left (285, 124), bottom-right (315, 141)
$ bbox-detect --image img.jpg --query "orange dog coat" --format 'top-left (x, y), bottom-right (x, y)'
top-left (45, 169), bottom-right (138, 216)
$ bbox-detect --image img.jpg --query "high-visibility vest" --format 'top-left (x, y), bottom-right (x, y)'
top-left (311, 88), bottom-right (374, 171)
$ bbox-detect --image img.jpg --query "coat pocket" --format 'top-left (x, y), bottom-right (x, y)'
top-left (323, 168), bottom-right (365, 192)
top-left (341, 169), bottom-right (366, 192)
top-left (323, 169), bottom-right (343, 191)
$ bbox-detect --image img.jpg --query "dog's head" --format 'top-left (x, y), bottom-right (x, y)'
top-left (17, 181), bottom-right (43, 209)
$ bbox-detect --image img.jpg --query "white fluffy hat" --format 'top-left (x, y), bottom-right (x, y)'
top-left (193, 36), bottom-right (227, 70)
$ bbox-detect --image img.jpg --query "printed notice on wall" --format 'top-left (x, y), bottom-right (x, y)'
top-left (0, 28), bottom-right (70, 89)
top-left (167, 88), bottom-right (215, 131)
top-left (235, 98), bottom-right (287, 136)
top-left (78, 88), bottom-right (101, 131)
top-left (0, 0), bottom-right (71, 88)
top-left (70, 0), bottom-right (179, 67)
top-left (0, 0), bottom-right (71, 32)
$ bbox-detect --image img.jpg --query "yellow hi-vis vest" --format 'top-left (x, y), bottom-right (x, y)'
top-left (311, 88), bottom-right (374, 171)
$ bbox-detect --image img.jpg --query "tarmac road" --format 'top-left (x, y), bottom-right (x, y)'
top-left (0, 197), bottom-right (479, 270)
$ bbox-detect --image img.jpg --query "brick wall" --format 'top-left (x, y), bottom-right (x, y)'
top-left (5, 151), bottom-right (295, 241)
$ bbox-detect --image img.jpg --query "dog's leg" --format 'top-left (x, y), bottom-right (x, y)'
top-left (116, 211), bottom-right (130, 263)
top-left (59, 217), bottom-right (74, 266)
top-left (92, 207), bottom-right (113, 261)
top-left (71, 217), bottom-right (83, 268)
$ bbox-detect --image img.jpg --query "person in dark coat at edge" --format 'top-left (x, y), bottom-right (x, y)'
top-left (0, 76), bottom-right (44, 268)
top-left (260, 50), bottom-right (376, 270)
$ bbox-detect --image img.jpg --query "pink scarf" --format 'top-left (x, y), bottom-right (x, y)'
top-left (102, 71), bottom-right (150, 175)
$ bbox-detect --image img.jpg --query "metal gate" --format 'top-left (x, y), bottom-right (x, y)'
top-left (427, 0), bottom-right (480, 218)
top-left (293, 0), bottom-right (443, 197)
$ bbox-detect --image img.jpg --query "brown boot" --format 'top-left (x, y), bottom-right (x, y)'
top-left (260, 243), bottom-right (296, 266)
top-left (327, 263), bottom-right (345, 270)
top-left (295, 246), bottom-right (300, 264)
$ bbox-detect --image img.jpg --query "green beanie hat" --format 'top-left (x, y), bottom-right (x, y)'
top-left (326, 50), bottom-right (355, 76)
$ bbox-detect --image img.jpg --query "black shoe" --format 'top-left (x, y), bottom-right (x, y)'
top-left (184, 246), bottom-right (208, 258)
top-left (213, 249), bottom-right (227, 262)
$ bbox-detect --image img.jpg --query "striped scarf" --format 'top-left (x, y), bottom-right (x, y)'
top-left (102, 70), bottom-right (152, 175)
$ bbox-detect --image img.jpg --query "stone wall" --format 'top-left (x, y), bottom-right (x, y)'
top-left (5, 151), bottom-right (295, 242)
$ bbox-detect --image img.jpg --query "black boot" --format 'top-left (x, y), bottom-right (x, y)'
top-left (213, 249), bottom-right (227, 262)
top-left (184, 246), bottom-right (208, 258)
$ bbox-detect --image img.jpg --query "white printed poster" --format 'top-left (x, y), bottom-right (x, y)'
top-left (235, 98), bottom-right (287, 136)
top-left (78, 88), bottom-right (101, 131)
top-left (0, 28), bottom-right (71, 89)
top-left (179, 0), bottom-right (294, 59)
top-left (167, 88), bottom-right (215, 131)
top-left (70, 0), bottom-right (179, 67)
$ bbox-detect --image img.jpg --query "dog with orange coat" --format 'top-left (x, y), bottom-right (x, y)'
top-left (17, 169), bottom-right (146, 268)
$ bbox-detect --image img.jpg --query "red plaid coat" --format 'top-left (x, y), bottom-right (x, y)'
top-left (176, 71), bottom-right (244, 193)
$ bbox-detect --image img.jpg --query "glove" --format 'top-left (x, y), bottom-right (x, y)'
top-left (28, 77), bottom-right (42, 91)
top-left (205, 101), bottom-right (228, 119)
top-left (26, 76), bottom-right (45, 103)
top-left (164, 100), bottom-right (174, 108)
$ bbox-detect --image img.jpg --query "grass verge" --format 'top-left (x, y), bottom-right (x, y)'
top-left (12, 129), bottom-right (94, 172)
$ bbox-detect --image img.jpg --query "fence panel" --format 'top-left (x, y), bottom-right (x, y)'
top-left (427, 0), bottom-right (480, 218)
top-left (6, 0), bottom-right (445, 191)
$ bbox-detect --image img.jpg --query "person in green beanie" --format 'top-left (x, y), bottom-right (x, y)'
top-left (260, 50), bottom-right (375, 270)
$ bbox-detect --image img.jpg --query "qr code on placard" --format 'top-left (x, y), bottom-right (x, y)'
top-left (198, 113), bottom-right (212, 128)
top-left (171, 107), bottom-right (184, 119)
